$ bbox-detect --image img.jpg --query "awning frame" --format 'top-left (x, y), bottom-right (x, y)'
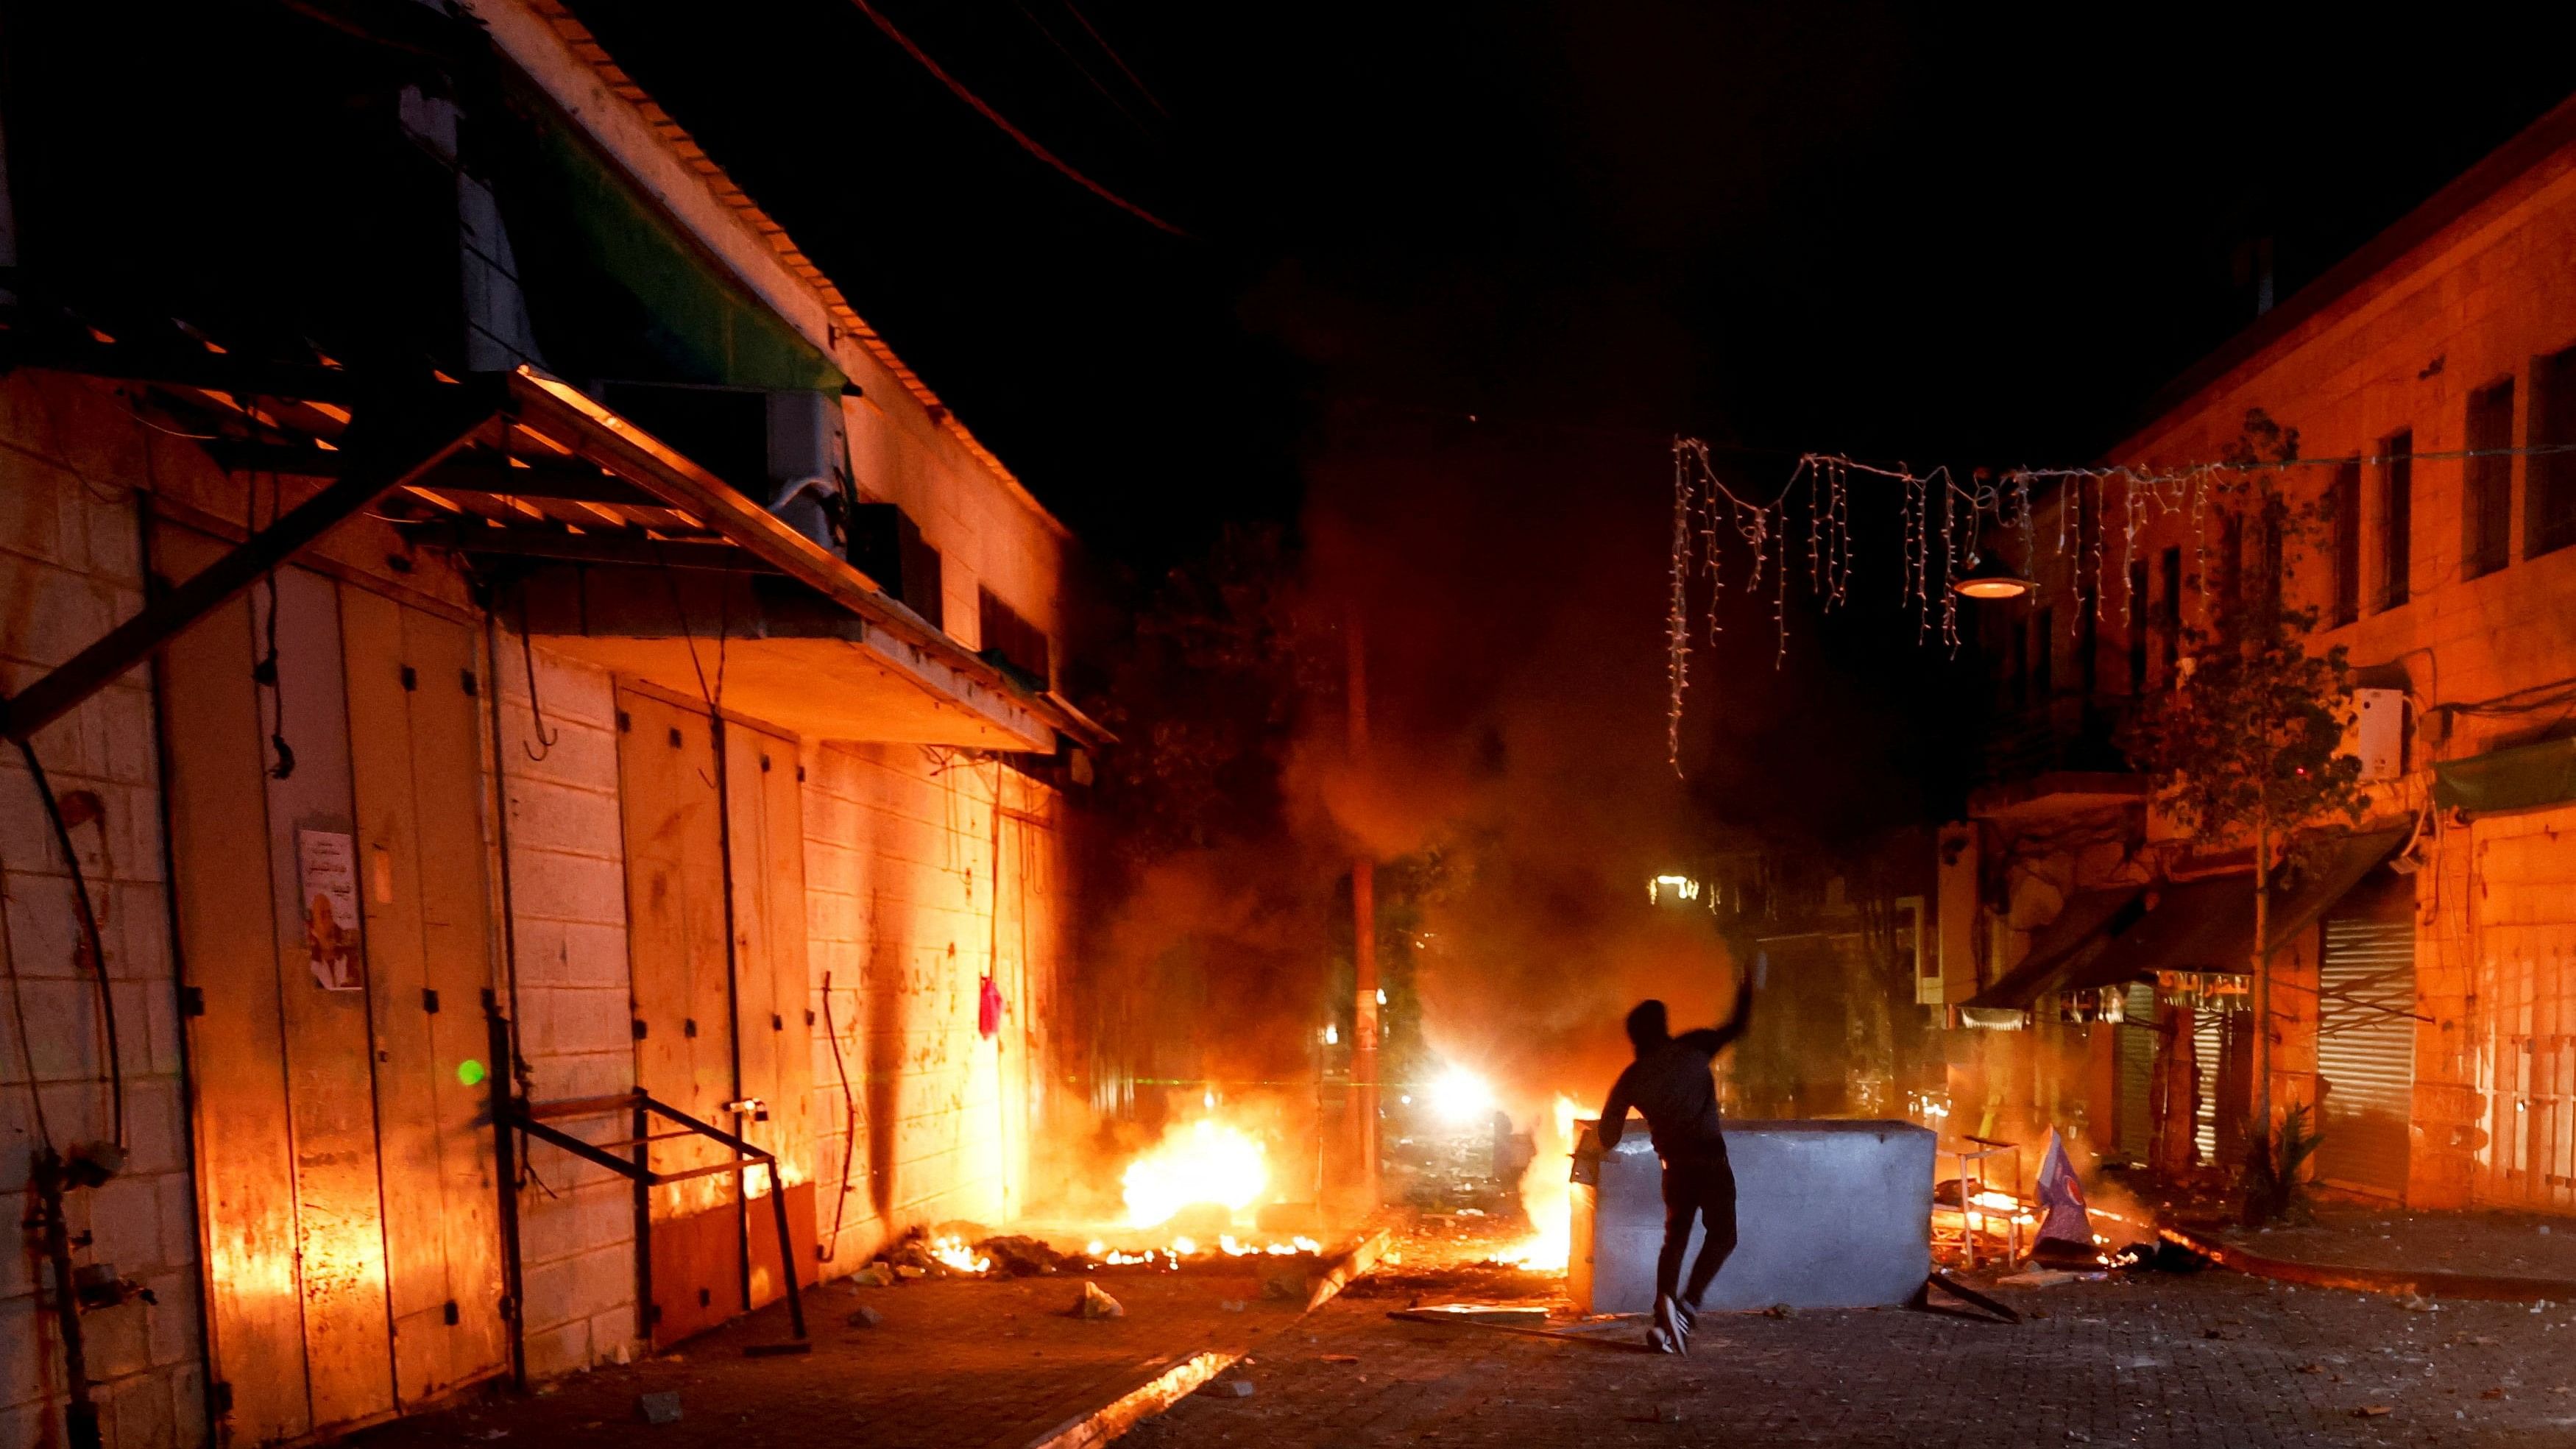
top-left (0, 330), bottom-right (1104, 748)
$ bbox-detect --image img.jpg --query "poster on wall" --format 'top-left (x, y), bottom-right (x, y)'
top-left (297, 827), bottom-right (363, 991)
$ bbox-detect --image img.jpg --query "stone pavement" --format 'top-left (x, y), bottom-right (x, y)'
top-left (1130, 1269), bottom-right (2576, 1448)
top-left (346, 1264), bottom-right (1307, 1449)
top-left (2210, 1205), bottom-right (2576, 1284)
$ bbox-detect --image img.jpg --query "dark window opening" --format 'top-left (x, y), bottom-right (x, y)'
top-left (2159, 547), bottom-right (2183, 678)
top-left (2530, 346), bottom-right (2576, 559)
top-left (846, 503), bottom-right (944, 629)
top-left (2381, 431), bottom-right (2413, 609)
top-left (976, 587), bottom-right (1053, 689)
top-left (2330, 460), bottom-right (2362, 627)
top-left (2075, 481), bottom-right (2099, 698)
top-left (2032, 609), bottom-right (2055, 703)
top-left (2466, 379), bottom-right (2515, 578)
top-left (2257, 509), bottom-right (2285, 631)
top-left (2219, 512), bottom-right (2246, 618)
top-left (2127, 561), bottom-right (2150, 692)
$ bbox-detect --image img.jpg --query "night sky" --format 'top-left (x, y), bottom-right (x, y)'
top-left (570, 1), bottom-right (2576, 837)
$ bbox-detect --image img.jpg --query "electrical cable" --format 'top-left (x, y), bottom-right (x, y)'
top-left (17, 738), bottom-right (126, 1150)
top-left (841, 0), bottom-right (1189, 238)
top-left (514, 590), bottom-right (559, 761)
top-left (819, 971), bottom-right (859, 1262)
top-left (0, 834), bottom-right (55, 1153)
top-left (1010, 0), bottom-right (1158, 141)
top-left (1055, 0), bottom-right (1167, 118)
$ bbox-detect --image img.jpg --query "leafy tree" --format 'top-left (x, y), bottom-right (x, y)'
top-left (2120, 410), bottom-right (2365, 1208)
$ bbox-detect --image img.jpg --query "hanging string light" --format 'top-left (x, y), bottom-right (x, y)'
top-left (1665, 435), bottom-right (2576, 776)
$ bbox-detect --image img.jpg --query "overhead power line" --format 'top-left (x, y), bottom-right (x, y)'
top-left (1056, 0), bottom-right (1170, 119)
top-left (844, 0), bottom-right (1190, 238)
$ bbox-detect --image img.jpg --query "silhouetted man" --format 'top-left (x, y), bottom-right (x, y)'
top-left (1596, 975), bottom-right (1754, 1354)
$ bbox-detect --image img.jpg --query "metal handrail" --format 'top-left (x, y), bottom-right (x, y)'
top-left (503, 1086), bottom-right (807, 1342)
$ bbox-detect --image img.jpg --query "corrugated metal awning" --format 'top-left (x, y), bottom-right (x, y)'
top-left (1961, 886), bottom-right (2145, 1010)
top-left (2076, 876), bottom-right (2254, 988)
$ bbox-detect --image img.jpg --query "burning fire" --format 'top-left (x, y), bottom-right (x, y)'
top-left (930, 1234), bottom-right (990, 1274)
top-left (1498, 1094), bottom-right (1582, 1270)
top-left (1120, 1117), bottom-right (1269, 1228)
top-left (1428, 1066), bottom-right (1496, 1124)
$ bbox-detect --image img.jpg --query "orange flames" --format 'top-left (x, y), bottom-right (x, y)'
top-left (1498, 1094), bottom-right (1581, 1269)
top-left (1120, 1117), bottom-right (1270, 1229)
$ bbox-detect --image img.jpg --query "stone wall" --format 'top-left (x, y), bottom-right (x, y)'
top-left (0, 374), bottom-right (205, 1449)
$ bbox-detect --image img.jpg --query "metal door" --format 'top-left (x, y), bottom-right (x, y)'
top-left (725, 726), bottom-right (815, 1311)
top-left (614, 687), bottom-right (740, 1345)
top-left (2471, 807), bottom-right (2576, 1210)
top-left (2115, 984), bottom-right (2156, 1163)
top-left (341, 588), bottom-right (509, 1400)
top-left (163, 536), bottom-right (314, 1446)
top-left (164, 544), bottom-right (400, 1440)
top-left (2314, 876), bottom-right (2416, 1199)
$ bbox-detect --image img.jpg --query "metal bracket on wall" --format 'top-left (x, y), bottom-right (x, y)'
top-left (505, 1089), bottom-right (807, 1345)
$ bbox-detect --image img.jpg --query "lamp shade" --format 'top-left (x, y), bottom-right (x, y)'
top-left (1952, 553), bottom-right (2033, 600)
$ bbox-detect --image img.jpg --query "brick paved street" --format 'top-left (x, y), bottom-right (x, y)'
top-left (346, 1265), bottom-right (1306, 1449)
top-left (336, 1220), bottom-right (2576, 1448)
top-left (1133, 1268), bottom-right (2576, 1448)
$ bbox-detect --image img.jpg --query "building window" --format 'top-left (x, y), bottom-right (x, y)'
top-left (976, 586), bottom-right (1053, 687)
top-left (2329, 459), bottom-right (2361, 626)
top-left (2530, 344), bottom-right (2576, 558)
top-left (2379, 430), bottom-right (2412, 609)
top-left (2127, 560), bottom-right (2149, 692)
top-left (2219, 511), bottom-right (2246, 617)
top-left (2257, 509), bottom-right (2284, 629)
top-left (848, 503), bottom-right (945, 628)
top-left (2465, 378), bottom-right (2515, 579)
top-left (2074, 481), bottom-right (2098, 698)
top-left (2159, 546), bottom-right (2183, 678)
top-left (2032, 609), bottom-right (2055, 702)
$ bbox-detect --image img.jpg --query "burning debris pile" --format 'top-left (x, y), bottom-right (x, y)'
top-left (1493, 1095), bottom-right (1581, 1270)
top-left (852, 1112), bottom-right (1335, 1288)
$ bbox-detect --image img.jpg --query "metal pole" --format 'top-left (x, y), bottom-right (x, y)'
top-left (1348, 610), bottom-right (1379, 1209)
top-left (483, 994), bottom-right (528, 1387)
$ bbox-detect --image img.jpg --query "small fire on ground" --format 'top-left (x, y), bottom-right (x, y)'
top-left (883, 1113), bottom-right (1328, 1278)
top-left (1496, 1094), bottom-right (1582, 1270)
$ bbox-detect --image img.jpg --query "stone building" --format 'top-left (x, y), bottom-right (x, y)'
top-left (1937, 93), bottom-right (2576, 1212)
top-left (0, 3), bottom-right (1100, 1445)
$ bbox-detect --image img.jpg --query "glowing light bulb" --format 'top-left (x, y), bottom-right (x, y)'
top-left (1428, 1066), bottom-right (1494, 1124)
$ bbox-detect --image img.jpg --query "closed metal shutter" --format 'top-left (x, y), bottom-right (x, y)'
top-left (2316, 915), bottom-right (2416, 1197)
top-left (2116, 984), bottom-right (2156, 1163)
top-left (2193, 1010), bottom-right (2222, 1166)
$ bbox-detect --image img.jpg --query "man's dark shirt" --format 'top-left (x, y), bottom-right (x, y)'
top-left (1597, 999), bottom-right (1749, 1162)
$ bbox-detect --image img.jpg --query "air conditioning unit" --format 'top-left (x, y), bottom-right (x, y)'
top-left (2352, 687), bottom-right (2405, 782)
top-left (765, 390), bottom-right (851, 553)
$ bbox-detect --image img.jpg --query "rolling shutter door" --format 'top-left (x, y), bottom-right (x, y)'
top-left (2315, 915), bottom-right (2416, 1197)
top-left (2116, 984), bottom-right (2156, 1163)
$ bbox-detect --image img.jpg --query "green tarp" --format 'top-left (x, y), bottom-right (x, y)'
top-left (2434, 737), bottom-right (2576, 814)
top-left (488, 79), bottom-right (845, 394)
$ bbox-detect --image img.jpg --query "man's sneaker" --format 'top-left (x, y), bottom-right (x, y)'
top-left (1653, 1294), bottom-right (1690, 1356)
top-left (1675, 1299), bottom-right (1699, 1335)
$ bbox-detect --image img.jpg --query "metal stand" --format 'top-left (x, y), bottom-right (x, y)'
top-left (1933, 1136), bottom-right (2024, 1270)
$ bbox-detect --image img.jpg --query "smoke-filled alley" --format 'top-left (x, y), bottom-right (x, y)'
top-left (8, 7), bottom-right (2576, 1448)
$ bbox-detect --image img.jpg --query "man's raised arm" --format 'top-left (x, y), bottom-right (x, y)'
top-left (1676, 977), bottom-right (1756, 1057)
top-left (1596, 1071), bottom-right (1634, 1150)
